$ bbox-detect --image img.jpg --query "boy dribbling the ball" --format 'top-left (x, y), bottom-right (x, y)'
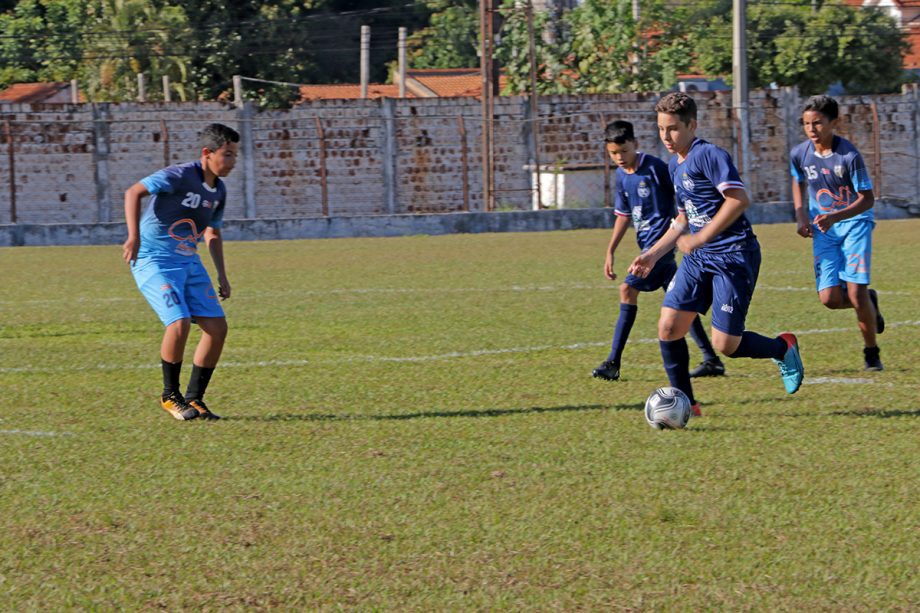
top-left (122, 123), bottom-right (239, 421)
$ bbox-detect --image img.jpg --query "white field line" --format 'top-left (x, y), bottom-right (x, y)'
top-left (0, 429), bottom-right (74, 437)
top-left (0, 283), bottom-right (914, 308)
top-left (3, 319), bottom-right (920, 375)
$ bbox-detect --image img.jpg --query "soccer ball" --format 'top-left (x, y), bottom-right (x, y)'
top-left (644, 387), bottom-right (691, 430)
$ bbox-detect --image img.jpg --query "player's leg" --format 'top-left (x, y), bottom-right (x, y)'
top-left (712, 248), bottom-right (804, 394)
top-left (592, 283), bottom-right (639, 381)
top-left (840, 221), bottom-right (882, 370)
top-left (688, 315), bottom-right (724, 378)
top-left (183, 260), bottom-right (227, 419)
top-left (132, 259), bottom-right (199, 420)
top-left (659, 254), bottom-right (709, 415)
top-left (814, 229), bottom-right (851, 309)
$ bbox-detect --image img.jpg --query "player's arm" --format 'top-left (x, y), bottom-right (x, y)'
top-left (628, 213), bottom-right (685, 279)
top-left (204, 226), bottom-right (231, 300)
top-left (791, 178), bottom-right (812, 238)
top-left (677, 188), bottom-right (749, 254)
top-left (122, 182), bottom-right (149, 264)
top-left (604, 214), bottom-right (631, 280)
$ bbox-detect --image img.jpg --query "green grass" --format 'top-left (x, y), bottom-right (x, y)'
top-left (1, 221), bottom-right (918, 610)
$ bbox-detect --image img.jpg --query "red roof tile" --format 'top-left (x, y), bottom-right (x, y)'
top-left (0, 82), bottom-right (79, 103)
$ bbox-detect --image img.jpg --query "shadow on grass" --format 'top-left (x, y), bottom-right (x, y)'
top-left (226, 402), bottom-right (642, 422)
top-left (829, 408), bottom-right (920, 418)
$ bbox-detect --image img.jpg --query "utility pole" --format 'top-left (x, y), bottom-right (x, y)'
top-left (479, 0), bottom-right (495, 211)
top-left (732, 0), bottom-right (750, 179)
top-left (398, 27), bottom-right (407, 98)
top-left (360, 25), bottom-right (370, 99)
top-left (526, 0), bottom-right (542, 210)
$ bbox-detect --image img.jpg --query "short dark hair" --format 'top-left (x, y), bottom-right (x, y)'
top-left (803, 95), bottom-right (839, 121)
top-left (604, 120), bottom-right (636, 144)
top-left (199, 123), bottom-right (240, 151)
top-left (655, 92), bottom-right (697, 124)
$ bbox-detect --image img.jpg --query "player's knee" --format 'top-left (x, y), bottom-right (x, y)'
top-left (658, 320), bottom-right (681, 341)
top-left (167, 318), bottom-right (192, 337)
top-left (712, 335), bottom-right (739, 356)
top-left (198, 317), bottom-right (228, 341)
top-left (619, 283), bottom-right (636, 303)
top-left (819, 292), bottom-right (842, 309)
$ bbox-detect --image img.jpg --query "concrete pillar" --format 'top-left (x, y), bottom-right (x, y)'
top-left (92, 104), bottom-right (112, 223)
top-left (240, 102), bottom-right (257, 218)
top-left (381, 97), bottom-right (397, 214)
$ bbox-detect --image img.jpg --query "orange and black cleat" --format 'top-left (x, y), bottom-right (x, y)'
top-left (161, 391), bottom-right (199, 421)
top-left (187, 398), bottom-right (221, 420)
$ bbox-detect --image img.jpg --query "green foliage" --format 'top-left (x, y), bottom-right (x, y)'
top-left (407, 0), bottom-right (478, 69)
top-left (693, 2), bottom-right (910, 94)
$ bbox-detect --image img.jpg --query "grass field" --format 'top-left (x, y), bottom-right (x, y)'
top-left (1, 220), bottom-right (918, 610)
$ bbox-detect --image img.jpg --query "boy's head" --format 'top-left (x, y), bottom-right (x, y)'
top-left (199, 123), bottom-right (240, 178)
top-left (655, 92), bottom-right (697, 156)
top-left (604, 120), bottom-right (639, 169)
top-left (801, 95), bottom-right (838, 147)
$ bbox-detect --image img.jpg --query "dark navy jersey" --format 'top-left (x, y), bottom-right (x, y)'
top-left (613, 152), bottom-right (676, 251)
top-left (790, 135), bottom-right (874, 223)
top-left (671, 138), bottom-right (756, 253)
top-left (137, 161), bottom-right (227, 261)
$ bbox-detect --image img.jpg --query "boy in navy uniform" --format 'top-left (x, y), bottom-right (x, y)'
top-left (629, 93), bottom-right (804, 415)
top-left (593, 120), bottom-right (724, 382)
top-left (122, 123), bottom-right (239, 421)
top-left (790, 95), bottom-right (884, 370)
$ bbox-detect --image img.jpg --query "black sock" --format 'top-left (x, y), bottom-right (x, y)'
top-left (162, 360), bottom-right (182, 397)
top-left (729, 331), bottom-right (787, 360)
top-left (185, 364), bottom-right (215, 401)
top-left (688, 316), bottom-right (719, 362)
top-left (606, 303), bottom-right (638, 364)
top-left (659, 339), bottom-right (695, 405)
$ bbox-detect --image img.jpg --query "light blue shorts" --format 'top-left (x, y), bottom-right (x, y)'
top-left (131, 257), bottom-right (224, 326)
top-left (812, 218), bottom-right (874, 291)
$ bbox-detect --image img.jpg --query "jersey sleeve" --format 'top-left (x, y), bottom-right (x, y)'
top-left (652, 159), bottom-right (676, 214)
top-left (848, 151), bottom-right (873, 192)
top-left (703, 146), bottom-right (745, 194)
top-left (613, 173), bottom-right (629, 216)
top-left (789, 146), bottom-right (805, 182)
top-left (139, 166), bottom-right (183, 195)
top-left (209, 188), bottom-right (226, 229)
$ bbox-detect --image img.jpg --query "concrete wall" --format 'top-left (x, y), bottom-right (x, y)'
top-left (2, 87), bottom-right (920, 234)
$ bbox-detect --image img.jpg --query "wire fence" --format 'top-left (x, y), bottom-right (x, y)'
top-left (1, 87), bottom-right (919, 226)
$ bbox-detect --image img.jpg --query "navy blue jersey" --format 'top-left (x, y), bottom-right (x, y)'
top-left (671, 138), bottom-right (756, 253)
top-left (790, 135), bottom-right (873, 223)
top-left (137, 161), bottom-right (227, 261)
top-left (613, 153), bottom-right (676, 251)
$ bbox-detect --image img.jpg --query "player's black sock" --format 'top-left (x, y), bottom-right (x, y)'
top-left (162, 360), bottom-right (182, 397)
top-left (185, 364), bottom-right (215, 401)
top-left (688, 315), bottom-right (719, 362)
top-left (659, 338), bottom-right (695, 405)
top-left (606, 303), bottom-right (638, 364)
top-left (729, 331), bottom-right (787, 360)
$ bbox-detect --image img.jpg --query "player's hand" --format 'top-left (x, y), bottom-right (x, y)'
top-left (796, 220), bottom-right (813, 238)
top-left (604, 253), bottom-right (616, 280)
top-left (122, 236), bottom-right (139, 264)
top-left (218, 275), bottom-right (231, 300)
top-left (628, 253), bottom-right (654, 279)
top-left (813, 213), bottom-right (837, 233)
top-left (676, 233), bottom-right (702, 255)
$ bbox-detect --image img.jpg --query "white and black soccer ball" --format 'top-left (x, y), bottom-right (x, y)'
top-left (644, 386), bottom-right (691, 430)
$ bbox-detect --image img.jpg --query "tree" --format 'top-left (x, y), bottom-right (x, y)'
top-left (406, 0), bottom-right (478, 69)
top-left (693, 2), bottom-right (909, 94)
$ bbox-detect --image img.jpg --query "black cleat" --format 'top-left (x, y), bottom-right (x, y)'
top-left (592, 360), bottom-right (620, 381)
top-left (863, 346), bottom-right (883, 371)
top-left (868, 289), bottom-right (884, 334)
top-left (187, 398), bottom-right (221, 420)
top-left (689, 358), bottom-right (726, 378)
top-left (160, 391), bottom-right (199, 421)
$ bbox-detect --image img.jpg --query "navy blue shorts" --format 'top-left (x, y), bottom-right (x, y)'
top-left (624, 252), bottom-right (677, 292)
top-left (662, 245), bottom-right (761, 336)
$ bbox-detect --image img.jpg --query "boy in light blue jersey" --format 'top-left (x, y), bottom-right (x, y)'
top-left (629, 93), bottom-right (804, 415)
top-left (122, 123), bottom-right (239, 421)
top-left (790, 95), bottom-right (884, 371)
top-left (592, 120), bottom-right (724, 383)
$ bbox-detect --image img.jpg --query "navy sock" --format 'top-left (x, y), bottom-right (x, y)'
top-left (162, 360), bottom-right (182, 397)
top-left (659, 339), bottom-right (695, 405)
top-left (606, 303), bottom-right (638, 364)
top-left (688, 316), bottom-right (718, 362)
top-left (185, 364), bottom-right (215, 401)
top-left (729, 331), bottom-right (787, 360)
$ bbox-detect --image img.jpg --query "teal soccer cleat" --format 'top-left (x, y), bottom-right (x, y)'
top-left (773, 333), bottom-right (804, 394)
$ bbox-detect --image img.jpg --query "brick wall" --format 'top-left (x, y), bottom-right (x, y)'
top-left (2, 87), bottom-right (919, 225)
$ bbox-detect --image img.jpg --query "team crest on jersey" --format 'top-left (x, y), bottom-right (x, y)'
top-left (202, 200), bottom-right (213, 209)
top-left (834, 165), bottom-right (844, 178)
top-left (631, 206), bottom-right (650, 231)
top-left (684, 201), bottom-right (712, 228)
top-left (637, 181), bottom-right (651, 199)
top-left (681, 174), bottom-right (694, 191)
